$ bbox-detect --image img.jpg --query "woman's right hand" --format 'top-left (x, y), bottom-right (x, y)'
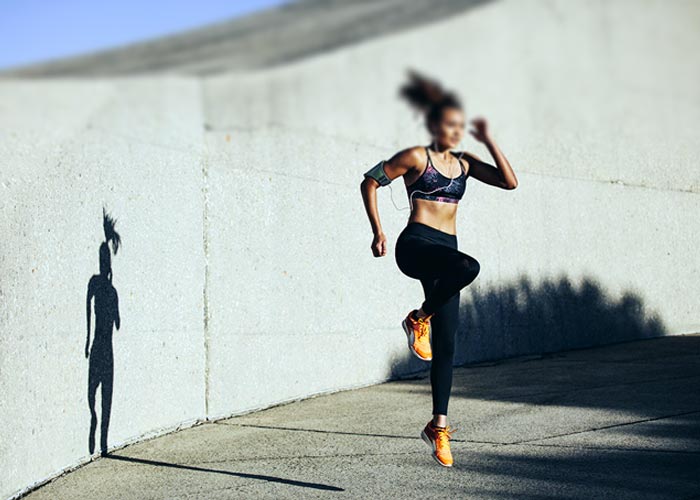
top-left (371, 232), bottom-right (388, 257)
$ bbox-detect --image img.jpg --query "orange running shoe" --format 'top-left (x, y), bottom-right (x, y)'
top-left (421, 420), bottom-right (457, 467)
top-left (401, 309), bottom-right (433, 361)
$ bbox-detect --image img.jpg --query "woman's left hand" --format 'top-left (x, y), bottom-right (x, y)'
top-left (469, 117), bottom-right (492, 143)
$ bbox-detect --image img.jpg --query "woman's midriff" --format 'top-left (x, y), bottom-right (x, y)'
top-left (407, 198), bottom-right (459, 235)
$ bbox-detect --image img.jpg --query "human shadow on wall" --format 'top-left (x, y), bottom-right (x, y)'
top-left (391, 273), bottom-right (667, 378)
top-left (85, 207), bottom-right (121, 456)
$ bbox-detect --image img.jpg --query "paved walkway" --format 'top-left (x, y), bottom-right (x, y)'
top-left (24, 334), bottom-right (700, 499)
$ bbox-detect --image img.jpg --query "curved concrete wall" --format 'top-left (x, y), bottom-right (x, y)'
top-left (2, 0), bottom-right (699, 497)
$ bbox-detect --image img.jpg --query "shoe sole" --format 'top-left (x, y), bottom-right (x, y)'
top-left (421, 429), bottom-right (453, 467)
top-left (402, 317), bottom-right (432, 361)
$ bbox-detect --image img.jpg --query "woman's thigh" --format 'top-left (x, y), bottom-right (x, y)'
top-left (395, 236), bottom-right (474, 281)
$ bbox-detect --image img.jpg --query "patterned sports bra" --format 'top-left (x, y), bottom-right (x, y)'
top-left (406, 147), bottom-right (468, 205)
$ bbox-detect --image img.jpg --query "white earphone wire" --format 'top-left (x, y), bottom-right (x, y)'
top-left (387, 135), bottom-right (465, 212)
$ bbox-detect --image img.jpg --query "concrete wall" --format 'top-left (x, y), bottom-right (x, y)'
top-left (0, 77), bottom-right (208, 498)
top-left (2, 0), bottom-right (699, 497)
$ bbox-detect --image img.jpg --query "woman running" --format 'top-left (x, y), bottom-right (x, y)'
top-left (360, 70), bottom-right (518, 467)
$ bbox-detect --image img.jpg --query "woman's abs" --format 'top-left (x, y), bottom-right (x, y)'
top-left (407, 200), bottom-right (459, 236)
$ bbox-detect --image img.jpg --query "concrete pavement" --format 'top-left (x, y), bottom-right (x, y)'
top-left (20, 333), bottom-right (700, 499)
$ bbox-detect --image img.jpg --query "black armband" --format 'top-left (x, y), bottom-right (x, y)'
top-left (363, 160), bottom-right (391, 186)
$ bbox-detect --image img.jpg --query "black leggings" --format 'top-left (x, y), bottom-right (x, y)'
top-left (394, 222), bottom-right (481, 415)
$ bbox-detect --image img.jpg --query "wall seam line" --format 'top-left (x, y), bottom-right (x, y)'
top-left (199, 77), bottom-right (212, 419)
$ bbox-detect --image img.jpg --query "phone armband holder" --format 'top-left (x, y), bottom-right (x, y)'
top-left (363, 160), bottom-right (392, 186)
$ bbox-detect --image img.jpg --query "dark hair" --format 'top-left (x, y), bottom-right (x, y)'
top-left (398, 69), bottom-right (463, 136)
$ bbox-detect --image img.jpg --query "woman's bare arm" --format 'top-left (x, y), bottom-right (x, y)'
top-left (360, 147), bottom-right (418, 234)
top-left (463, 150), bottom-right (515, 189)
top-left (360, 147), bottom-right (420, 256)
top-left (465, 118), bottom-right (518, 190)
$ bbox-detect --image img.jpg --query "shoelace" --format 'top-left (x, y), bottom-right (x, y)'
top-left (414, 313), bottom-right (434, 339)
top-left (416, 317), bottom-right (430, 340)
top-left (434, 425), bottom-right (458, 448)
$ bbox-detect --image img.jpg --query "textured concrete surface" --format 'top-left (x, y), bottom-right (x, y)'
top-left (17, 333), bottom-right (700, 499)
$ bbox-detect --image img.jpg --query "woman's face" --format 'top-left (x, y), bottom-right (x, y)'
top-left (432, 107), bottom-right (465, 149)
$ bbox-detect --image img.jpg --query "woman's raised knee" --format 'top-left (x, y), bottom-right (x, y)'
top-left (458, 255), bottom-right (480, 286)
top-left (470, 257), bottom-right (480, 280)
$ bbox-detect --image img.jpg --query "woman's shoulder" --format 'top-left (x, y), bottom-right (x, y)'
top-left (452, 149), bottom-right (484, 162)
top-left (450, 150), bottom-right (474, 174)
top-left (388, 145), bottom-right (427, 168)
top-left (400, 144), bottom-right (428, 157)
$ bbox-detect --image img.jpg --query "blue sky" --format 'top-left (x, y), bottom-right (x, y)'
top-left (0, 0), bottom-right (293, 70)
